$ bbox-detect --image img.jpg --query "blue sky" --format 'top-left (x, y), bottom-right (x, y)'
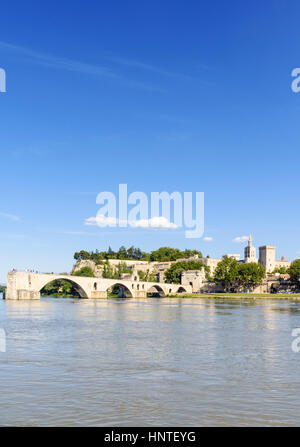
top-left (0, 0), bottom-right (300, 282)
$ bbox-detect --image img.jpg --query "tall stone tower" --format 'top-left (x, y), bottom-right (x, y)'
top-left (259, 245), bottom-right (276, 273)
top-left (244, 234), bottom-right (258, 263)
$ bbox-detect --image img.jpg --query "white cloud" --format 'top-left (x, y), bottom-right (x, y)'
top-left (85, 215), bottom-right (119, 227)
top-left (0, 212), bottom-right (20, 221)
top-left (233, 235), bottom-right (248, 243)
top-left (130, 216), bottom-right (178, 229)
top-left (203, 236), bottom-right (213, 241)
top-left (85, 215), bottom-right (178, 229)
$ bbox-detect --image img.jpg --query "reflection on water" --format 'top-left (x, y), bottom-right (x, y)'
top-left (0, 297), bottom-right (300, 426)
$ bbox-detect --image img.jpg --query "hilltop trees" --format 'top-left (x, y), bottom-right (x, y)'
top-left (73, 266), bottom-right (95, 277)
top-left (74, 246), bottom-right (150, 264)
top-left (73, 246), bottom-right (202, 264)
top-left (74, 250), bottom-right (91, 261)
top-left (150, 247), bottom-right (202, 262)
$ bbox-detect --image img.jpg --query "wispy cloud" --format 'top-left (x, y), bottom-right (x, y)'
top-left (0, 212), bottom-right (20, 221)
top-left (203, 236), bottom-right (213, 242)
top-left (85, 214), bottom-right (178, 229)
top-left (233, 235), bottom-right (248, 243)
top-left (0, 41), bottom-right (164, 91)
top-left (0, 233), bottom-right (25, 239)
top-left (0, 41), bottom-right (114, 75)
top-left (63, 231), bottom-right (91, 235)
top-left (107, 55), bottom-right (197, 82)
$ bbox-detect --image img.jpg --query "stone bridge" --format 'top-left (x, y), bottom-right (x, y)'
top-left (5, 271), bottom-right (192, 300)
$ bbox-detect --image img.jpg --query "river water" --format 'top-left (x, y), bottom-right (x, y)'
top-left (0, 296), bottom-right (300, 426)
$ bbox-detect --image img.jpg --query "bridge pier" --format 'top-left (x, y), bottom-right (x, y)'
top-left (132, 290), bottom-right (147, 298)
top-left (90, 291), bottom-right (108, 299)
top-left (5, 273), bottom-right (41, 300)
top-left (5, 289), bottom-right (40, 300)
top-left (15, 290), bottom-right (40, 300)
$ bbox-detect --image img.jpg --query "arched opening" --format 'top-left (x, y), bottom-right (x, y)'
top-left (40, 278), bottom-right (88, 299)
top-left (147, 285), bottom-right (166, 298)
top-left (177, 287), bottom-right (187, 293)
top-left (270, 283), bottom-right (278, 294)
top-left (94, 282), bottom-right (97, 290)
top-left (107, 283), bottom-right (133, 298)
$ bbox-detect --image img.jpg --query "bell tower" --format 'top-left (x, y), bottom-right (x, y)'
top-left (244, 234), bottom-right (258, 263)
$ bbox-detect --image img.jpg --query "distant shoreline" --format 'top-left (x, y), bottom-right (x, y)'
top-left (166, 293), bottom-right (300, 300)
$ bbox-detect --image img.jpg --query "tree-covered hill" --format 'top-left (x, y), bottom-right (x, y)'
top-left (74, 246), bottom-right (203, 264)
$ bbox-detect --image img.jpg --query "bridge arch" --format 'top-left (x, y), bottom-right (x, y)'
top-left (177, 286), bottom-right (187, 293)
top-left (147, 284), bottom-right (166, 297)
top-left (38, 276), bottom-right (89, 299)
top-left (106, 282), bottom-right (133, 298)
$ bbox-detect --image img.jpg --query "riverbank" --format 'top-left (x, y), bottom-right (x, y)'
top-left (167, 292), bottom-right (300, 300)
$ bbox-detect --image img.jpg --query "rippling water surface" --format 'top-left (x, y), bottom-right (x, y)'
top-left (1, 297), bottom-right (300, 426)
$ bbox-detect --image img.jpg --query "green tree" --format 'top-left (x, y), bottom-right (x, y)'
top-left (73, 266), bottom-right (95, 277)
top-left (41, 280), bottom-right (79, 297)
top-left (289, 259), bottom-right (300, 283)
top-left (74, 250), bottom-right (90, 261)
top-left (102, 261), bottom-right (131, 279)
top-left (272, 266), bottom-right (289, 274)
top-left (73, 246), bottom-right (203, 264)
top-left (102, 261), bottom-right (115, 278)
top-left (117, 246), bottom-right (127, 259)
top-left (164, 260), bottom-right (208, 284)
top-left (183, 249), bottom-right (202, 258)
top-left (236, 262), bottom-right (265, 291)
top-left (140, 251), bottom-right (150, 261)
top-left (107, 246), bottom-right (116, 259)
top-left (213, 257), bottom-right (239, 292)
top-left (150, 247), bottom-right (203, 262)
top-left (138, 269), bottom-right (157, 282)
top-left (116, 262), bottom-right (132, 276)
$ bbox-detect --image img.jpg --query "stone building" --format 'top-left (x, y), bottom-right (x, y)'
top-left (181, 269), bottom-right (206, 291)
top-left (259, 245), bottom-right (291, 273)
